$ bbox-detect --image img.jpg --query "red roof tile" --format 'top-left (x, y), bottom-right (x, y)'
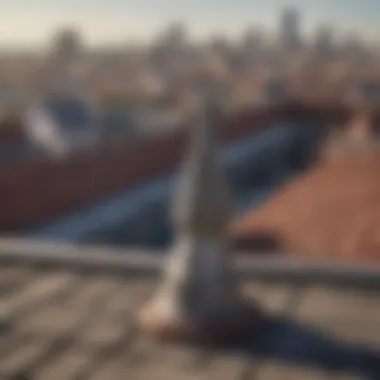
top-left (233, 152), bottom-right (380, 262)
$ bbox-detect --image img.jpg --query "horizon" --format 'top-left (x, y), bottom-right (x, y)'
top-left (0, 0), bottom-right (379, 49)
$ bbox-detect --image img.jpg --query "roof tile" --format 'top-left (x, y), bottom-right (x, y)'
top-left (0, 260), bottom-right (379, 380)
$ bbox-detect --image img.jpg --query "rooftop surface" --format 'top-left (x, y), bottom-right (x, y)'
top-left (234, 151), bottom-right (380, 262)
top-left (0, 241), bottom-right (379, 380)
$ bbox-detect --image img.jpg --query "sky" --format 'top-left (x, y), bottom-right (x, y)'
top-left (0, 0), bottom-right (380, 48)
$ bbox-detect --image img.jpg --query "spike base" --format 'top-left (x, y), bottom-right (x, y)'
top-left (136, 299), bottom-right (262, 344)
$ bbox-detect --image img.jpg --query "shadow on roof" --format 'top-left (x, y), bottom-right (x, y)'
top-left (205, 316), bottom-right (380, 380)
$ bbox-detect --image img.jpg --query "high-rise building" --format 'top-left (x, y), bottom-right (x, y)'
top-left (280, 6), bottom-right (302, 52)
top-left (153, 22), bottom-right (189, 60)
top-left (313, 24), bottom-right (334, 59)
top-left (241, 27), bottom-right (264, 59)
top-left (46, 27), bottom-right (85, 101)
top-left (161, 23), bottom-right (189, 50)
top-left (150, 22), bottom-right (190, 76)
top-left (51, 27), bottom-right (83, 65)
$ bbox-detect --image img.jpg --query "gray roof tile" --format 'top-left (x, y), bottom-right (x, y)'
top-left (0, 258), bottom-right (379, 380)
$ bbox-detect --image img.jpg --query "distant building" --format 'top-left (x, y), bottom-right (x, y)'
top-left (239, 27), bottom-right (265, 70)
top-left (241, 27), bottom-right (264, 56)
top-left (151, 22), bottom-right (190, 73)
top-left (208, 35), bottom-right (234, 67)
top-left (160, 23), bottom-right (189, 51)
top-left (279, 6), bottom-right (302, 52)
top-left (313, 24), bottom-right (335, 60)
top-left (50, 27), bottom-right (83, 66)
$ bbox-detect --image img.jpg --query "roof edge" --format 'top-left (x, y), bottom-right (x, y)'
top-left (0, 238), bottom-right (379, 287)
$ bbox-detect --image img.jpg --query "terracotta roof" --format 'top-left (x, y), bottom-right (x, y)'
top-left (0, 243), bottom-right (380, 379)
top-left (233, 152), bottom-right (380, 262)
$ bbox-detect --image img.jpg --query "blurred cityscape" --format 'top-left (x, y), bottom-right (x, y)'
top-left (1, 6), bottom-right (380, 259)
top-left (1, 6), bottom-right (380, 379)
top-left (1, 5), bottom-right (380, 152)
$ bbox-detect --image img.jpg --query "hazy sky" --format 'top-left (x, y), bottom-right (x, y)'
top-left (0, 0), bottom-right (379, 48)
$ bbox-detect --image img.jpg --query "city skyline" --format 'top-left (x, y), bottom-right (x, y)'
top-left (0, 1), bottom-right (379, 48)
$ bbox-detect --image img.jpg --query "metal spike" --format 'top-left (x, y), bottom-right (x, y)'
top-left (136, 102), bottom-right (261, 343)
top-left (172, 102), bottom-right (232, 237)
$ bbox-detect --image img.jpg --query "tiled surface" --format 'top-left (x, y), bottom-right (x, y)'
top-left (0, 263), bottom-right (379, 380)
top-left (295, 285), bottom-right (380, 348)
top-left (233, 152), bottom-right (380, 263)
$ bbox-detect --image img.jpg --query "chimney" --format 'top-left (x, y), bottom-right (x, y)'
top-left (136, 102), bottom-right (261, 343)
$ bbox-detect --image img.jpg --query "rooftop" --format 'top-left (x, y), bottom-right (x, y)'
top-left (0, 242), bottom-right (379, 380)
top-left (234, 151), bottom-right (380, 263)
top-left (2, 103), bottom-right (380, 380)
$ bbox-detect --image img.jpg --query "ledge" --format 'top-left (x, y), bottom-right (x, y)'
top-left (1, 238), bottom-right (380, 287)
